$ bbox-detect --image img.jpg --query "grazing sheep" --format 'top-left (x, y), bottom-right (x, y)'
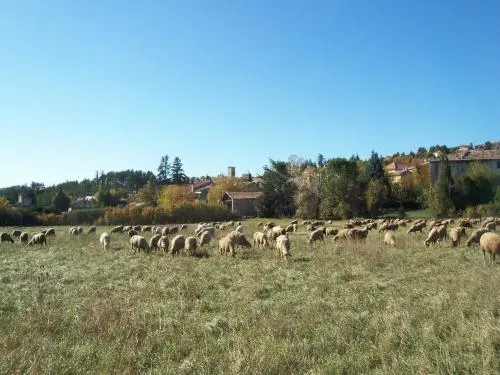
top-left (290, 219), bottom-right (298, 225)
top-left (450, 227), bottom-right (467, 247)
top-left (436, 225), bottom-right (448, 242)
top-left (12, 230), bottom-right (22, 238)
top-left (306, 224), bottom-right (315, 231)
top-left (133, 225), bottom-right (141, 231)
top-left (407, 222), bottom-right (425, 234)
top-left (161, 227), bottom-right (170, 236)
top-left (28, 233), bottom-right (47, 246)
top-left (20, 232), bottom-right (29, 244)
top-left (479, 232), bottom-right (500, 265)
top-left (272, 226), bottom-right (286, 236)
top-left (348, 227), bottom-right (369, 241)
top-left (158, 236), bottom-right (169, 252)
top-left (465, 228), bottom-right (491, 247)
top-left (169, 235), bottom-right (185, 255)
top-left (199, 231), bottom-right (212, 247)
top-left (275, 234), bottom-right (291, 260)
top-left (130, 235), bottom-right (150, 253)
top-left (149, 234), bottom-right (162, 250)
top-left (333, 228), bottom-right (351, 241)
top-left (142, 226), bottom-right (152, 232)
top-left (458, 219), bottom-right (473, 228)
top-left (485, 222), bottom-right (496, 231)
top-left (325, 227), bottom-right (338, 236)
top-left (379, 223), bottom-right (399, 232)
top-left (285, 224), bottom-right (295, 233)
top-left (219, 236), bottom-right (236, 257)
top-left (229, 231), bottom-right (252, 249)
top-left (384, 232), bottom-right (397, 247)
top-left (253, 231), bottom-right (268, 248)
top-left (308, 229), bottom-right (324, 246)
top-left (266, 228), bottom-right (281, 244)
top-left (184, 236), bottom-right (198, 256)
top-left (1, 232), bottom-right (15, 243)
top-left (169, 226), bottom-right (179, 235)
top-left (100, 232), bottom-right (111, 250)
top-left (77, 227), bottom-right (83, 234)
top-left (235, 225), bottom-right (244, 233)
top-left (123, 226), bottom-right (132, 232)
top-left (154, 227), bottom-right (162, 235)
top-left (128, 229), bottom-right (138, 237)
top-left (424, 228), bottom-right (440, 247)
top-left (68, 227), bottom-right (78, 235)
top-left (110, 225), bottom-right (124, 234)
top-left (87, 226), bottom-right (96, 234)
top-left (180, 224), bottom-right (188, 230)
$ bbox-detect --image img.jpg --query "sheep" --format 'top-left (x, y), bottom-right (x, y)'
top-left (424, 228), bottom-right (440, 247)
top-left (485, 222), bottom-right (496, 231)
top-left (180, 224), bottom-right (188, 230)
top-left (1, 232), bottom-right (15, 243)
top-left (130, 235), bottom-right (150, 253)
top-left (20, 232), bottom-right (29, 243)
top-left (154, 227), bottom-right (162, 235)
top-left (169, 226), bottom-right (179, 235)
top-left (28, 233), bottom-right (47, 246)
top-left (123, 226), bottom-right (132, 231)
top-left (170, 235), bottom-right (185, 255)
top-left (333, 228), bottom-right (351, 241)
top-left (199, 231), bottom-right (212, 247)
top-left (479, 232), bottom-right (500, 265)
top-left (285, 224), bottom-right (295, 233)
top-left (325, 227), bottom-right (338, 236)
top-left (308, 229), bottom-right (324, 246)
top-left (184, 236), bottom-right (198, 256)
top-left (128, 229), bottom-right (138, 237)
top-left (142, 226), bottom-right (152, 232)
top-left (306, 224), bottom-right (315, 231)
top-left (290, 219), bottom-right (298, 225)
top-left (87, 226), bottom-right (96, 234)
top-left (12, 230), bottom-right (22, 238)
top-left (253, 231), bottom-right (268, 248)
top-left (77, 227), bottom-right (83, 234)
top-left (68, 227), bottom-right (78, 235)
top-left (100, 232), bottom-right (111, 250)
top-left (272, 226), bottom-right (286, 236)
top-left (384, 232), bottom-right (397, 247)
top-left (149, 234), bottom-right (162, 250)
top-left (110, 225), bottom-right (124, 234)
top-left (465, 228), bottom-right (491, 247)
top-left (407, 222), bottom-right (425, 234)
top-left (312, 220), bottom-right (324, 226)
top-left (197, 226), bottom-right (215, 237)
top-left (450, 227), bottom-right (467, 247)
top-left (235, 225), bottom-right (244, 233)
top-left (378, 223), bottom-right (398, 232)
top-left (158, 236), bottom-right (169, 252)
top-left (348, 227), bottom-right (369, 241)
top-left (458, 219), bottom-right (473, 228)
top-left (229, 231), bottom-right (252, 249)
top-left (266, 228), bottom-right (280, 244)
top-left (275, 234), bottom-right (291, 260)
top-left (436, 225), bottom-right (448, 242)
top-left (161, 227), bottom-right (170, 236)
top-left (219, 235), bottom-right (236, 257)
top-left (133, 225), bottom-right (141, 231)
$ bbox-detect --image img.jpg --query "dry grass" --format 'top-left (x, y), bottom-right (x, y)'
top-left (0, 221), bottom-right (499, 374)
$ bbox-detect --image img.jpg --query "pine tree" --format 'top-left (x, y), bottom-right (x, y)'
top-left (52, 189), bottom-right (71, 212)
top-left (364, 151), bottom-right (386, 182)
top-left (171, 157), bottom-right (187, 184)
top-left (157, 155), bottom-right (171, 184)
top-left (317, 153), bottom-right (325, 168)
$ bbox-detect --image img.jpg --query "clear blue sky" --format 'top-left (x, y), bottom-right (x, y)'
top-left (1, 0), bottom-right (498, 187)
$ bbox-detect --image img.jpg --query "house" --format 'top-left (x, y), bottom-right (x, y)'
top-left (189, 179), bottom-right (213, 201)
top-left (429, 148), bottom-right (500, 183)
top-left (70, 195), bottom-right (96, 209)
top-left (385, 161), bottom-right (419, 183)
top-left (221, 191), bottom-right (263, 217)
top-left (17, 194), bottom-right (33, 208)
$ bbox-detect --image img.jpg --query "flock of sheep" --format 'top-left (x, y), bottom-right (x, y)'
top-left (0, 216), bottom-right (499, 264)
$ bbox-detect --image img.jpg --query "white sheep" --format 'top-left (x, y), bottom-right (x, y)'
top-left (158, 236), bottom-right (169, 252)
top-left (383, 232), bottom-right (396, 247)
top-left (130, 235), bottom-right (150, 253)
top-left (253, 231), bottom-right (268, 248)
top-left (308, 229), bottom-right (324, 246)
top-left (169, 235), bottom-right (185, 255)
top-left (479, 232), bottom-right (500, 265)
top-left (100, 232), bottom-right (111, 250)
top-left (184, 236), bottom-right (198, 256)
top-left (275, 234), bottom-right (291, 259)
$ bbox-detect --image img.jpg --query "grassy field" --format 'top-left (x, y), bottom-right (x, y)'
top-left (1, 220), bottom-right (499, 374)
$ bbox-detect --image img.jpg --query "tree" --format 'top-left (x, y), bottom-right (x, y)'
top-left (171, 157), bottom-right (187, 184)
top-left (427, 155), bottom-right (454, 217)
top-left (484, 141), bottom-right (493, 150)
top-left (319, 158), bottom-right (362, 219)
top-left (364, 151), bottom-right (386, 182)
top-left (294, 166), bottom-right (321, 219)
top-left (365, 180), bottom-right (388, 217)
top-left (157, 155), bottom-right (171, 184)
top-left (134, 176), bottom-right (158, 206)
top-left (158, 185), bottom-right (195, 211)
top-left (317, 153), bottom-right (325, 168)
top-left (0, 196), bottom-right (10, 209)
top-left (52, 189), bottom-right (71, 212)
top-left (255, 159), bottom-right (296, 217)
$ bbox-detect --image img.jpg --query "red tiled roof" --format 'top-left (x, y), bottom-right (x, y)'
top-left (224, 191), bottom-right (262, 200)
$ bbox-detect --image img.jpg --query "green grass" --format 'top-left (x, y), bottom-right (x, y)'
top-left (1, 221), bottom-right (499, 374)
